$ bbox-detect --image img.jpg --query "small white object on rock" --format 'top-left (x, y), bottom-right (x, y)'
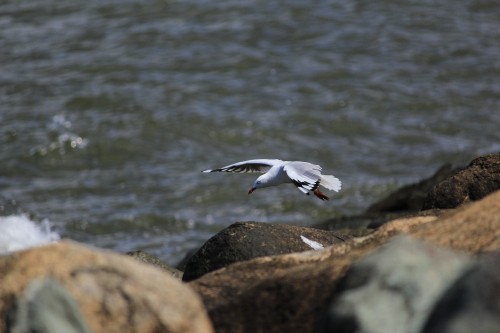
top-left (300, 235), bottom-right (324, 250)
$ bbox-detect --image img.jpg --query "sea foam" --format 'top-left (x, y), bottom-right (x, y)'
top-left (0, 214), bottom-right (60, 255)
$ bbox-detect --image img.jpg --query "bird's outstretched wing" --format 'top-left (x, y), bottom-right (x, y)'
top-left (283, 162), bottom-right (322, 194)
top-left (202, 159), bottom-right (282, 174)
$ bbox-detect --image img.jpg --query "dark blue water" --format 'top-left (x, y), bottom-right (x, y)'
top-left (1, 0), bottom-right (499, 264)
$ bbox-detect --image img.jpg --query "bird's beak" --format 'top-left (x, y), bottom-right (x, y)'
top-left (248, 187), bottom-right (256, 195)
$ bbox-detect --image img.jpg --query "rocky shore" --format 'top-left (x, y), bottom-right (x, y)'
top-left (1, 153), bottom-right (499, 333)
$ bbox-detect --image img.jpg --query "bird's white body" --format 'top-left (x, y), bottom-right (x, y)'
top-left (202, 159), bottom-right (341, 200)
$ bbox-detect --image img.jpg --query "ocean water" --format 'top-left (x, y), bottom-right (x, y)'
top-left (1, 0), bottom-right (499, 264)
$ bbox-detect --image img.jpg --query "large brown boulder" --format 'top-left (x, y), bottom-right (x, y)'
top-left (183, 222), bottom-right (348, 281)
top-left (423, 153), bottom-right (500, 209)
top-left (189, 191), bottom-right (500, 333)
top-left (0, 241), bottom-right (214, 333)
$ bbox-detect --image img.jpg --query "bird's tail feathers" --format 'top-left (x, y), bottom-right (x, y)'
top-left (320, 175), bottom-right (342, 192)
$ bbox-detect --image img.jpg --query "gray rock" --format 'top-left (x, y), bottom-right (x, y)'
top-left (9, 278), bottom-right (92, 333)
top-left (317, 235), bottom-right (471, 333)
top-left (183, 222), bottom-right (348, 281)
top-left (421, 251), bottom-right (500, 333)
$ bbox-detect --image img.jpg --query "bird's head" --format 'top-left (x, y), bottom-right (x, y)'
top-left (248, 175), bottom-right (268, 195)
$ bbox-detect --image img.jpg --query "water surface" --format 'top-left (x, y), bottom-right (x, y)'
top-left (1, 0), bottom-right (499, 263)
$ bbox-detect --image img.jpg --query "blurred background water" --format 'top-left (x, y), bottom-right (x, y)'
top-left (1, 0), bottom-right (499, 264)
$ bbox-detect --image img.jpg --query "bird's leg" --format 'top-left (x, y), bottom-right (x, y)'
top-left (313, 188), bottom-right (329, 201)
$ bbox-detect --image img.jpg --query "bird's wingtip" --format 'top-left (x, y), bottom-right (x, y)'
top-left (201, 169), bottom-right (212, 173)
top-left (320, 175), bottom-right (342, 192)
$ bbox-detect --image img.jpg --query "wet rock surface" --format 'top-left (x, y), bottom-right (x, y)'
top-left (423, 153), bottom-right (500, 209)
top-left (183, 221), bottom-right (348, 281)
top-left (366, 163), bottom-right (460, 213)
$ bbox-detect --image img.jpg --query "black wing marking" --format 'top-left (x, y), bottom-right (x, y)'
top-left (210, 163), bottom-right (273, 173)
top-left (284, 163), bottom-right (322, 194)
top-left (202, 159), bottom-right (281, 174)
top-left (291, 178), bottom-right (321, 193)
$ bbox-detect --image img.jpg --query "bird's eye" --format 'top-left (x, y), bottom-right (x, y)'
top-left (256, 181), bottom-right (261, 184)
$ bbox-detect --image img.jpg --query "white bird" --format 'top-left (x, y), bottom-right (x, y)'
top-left (202, 159), bottom-right (341, 201)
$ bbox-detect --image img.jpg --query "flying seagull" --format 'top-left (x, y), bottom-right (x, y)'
top-left (202, 159), bottom-right (341, 200)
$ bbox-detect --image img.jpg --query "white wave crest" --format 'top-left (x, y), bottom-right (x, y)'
top-left (0, 214), bottom-right (60, 255)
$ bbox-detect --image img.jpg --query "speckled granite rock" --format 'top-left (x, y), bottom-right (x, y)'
top-left (0, 241), bottom-right (214, 333)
